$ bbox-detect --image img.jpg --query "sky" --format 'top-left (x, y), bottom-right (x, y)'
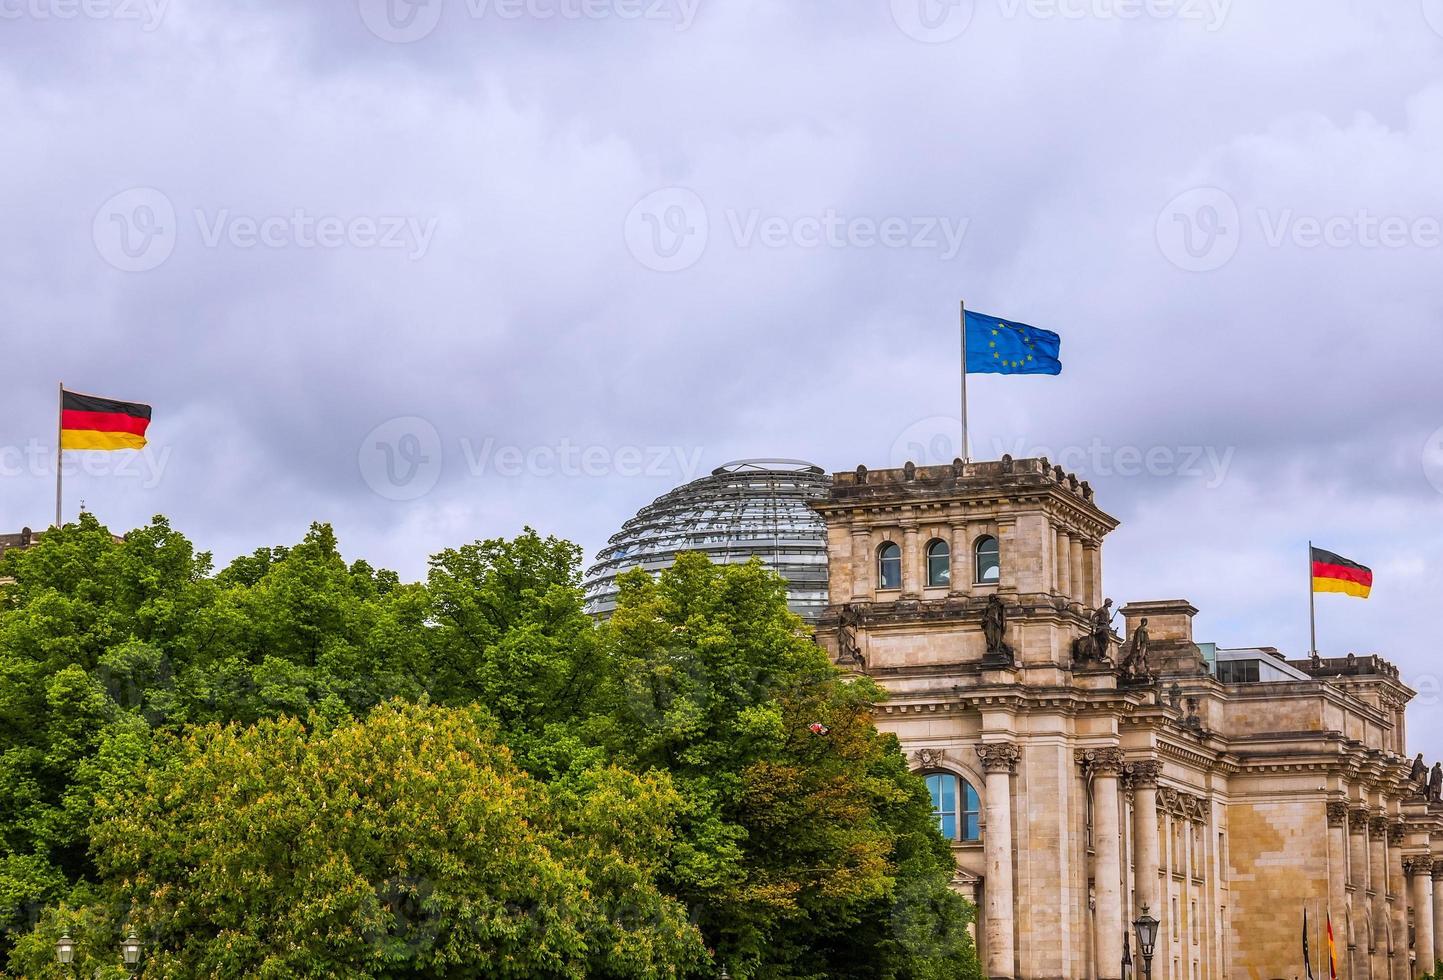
top-left (3, 0), bottom-right (1443, 742)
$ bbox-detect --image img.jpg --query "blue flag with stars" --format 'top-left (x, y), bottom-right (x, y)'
top-left (965, 310), bottom-right (1062, 375)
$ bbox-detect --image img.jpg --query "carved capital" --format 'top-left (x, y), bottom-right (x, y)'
top-left (1405, 856), bottom-right (1435, 877)
top-left (1327, 802), bottom-right (1350, 828)
top-left (977, 743), bottom-right (1020, 775)
top-left (1432, 862), bottom-right (1443, 882)
top-left (1075, 747), bottom-right (1126, 775)
top-left (1124, 759), bottom-right (1164, 790)
top-left (1389, 822), bottom-right (1406, 846)
top-left (1369, 815), bottom-right (1390, 838)
top-left (1348, 808), bottom-right (1371, 834)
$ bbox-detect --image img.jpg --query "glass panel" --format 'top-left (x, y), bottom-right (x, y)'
top-left (927, 773), bottom-right (959, 840)
top-left (962, 780), bottom-right (981, 841)
top-left (975, 536), bottom-right (1000, 583)
top-left (879, 543), bottom-right (901, 590)
top-left (926, 540), bottom-right (950, 587)
top-left (940, 813), bottom-right (959, 841)
top-left (964, 813), bottom-right (980, 841)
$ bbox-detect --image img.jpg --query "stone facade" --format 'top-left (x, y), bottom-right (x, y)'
top-left (812, 457), bottom-right (1439, 980)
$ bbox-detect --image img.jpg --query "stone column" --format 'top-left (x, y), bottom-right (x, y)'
top-left (1070, 537), bottom-right (1086, 604)
top-left (1055, 529), bottom-right (1072, 596)
top-left (1328, 803), bottom-right (1350, 965)
top-left (978, 743), bottom-right (1019, 980)
top-left (850, 528), bottom-right (871, 600)
top-left (1372, 815), bottom-right (1390, 980)
top-left (1350, 809), bottom-right (1371, 980)
top-left (902, 524), bottom-right (921, 597)
top-left (1128, 760), bottom-right (1164, 919)
top-left (1390, 825), bottom-right (1407, 980)
top-left (1409, 858), bottom-right (1435, 977)
top-left (1086, 540), bottom-right (1103, 607)
top-left (1432, 864), bottom-right (1443, 978)
top-left (1080, 749), bottom-right (1126, 980)
top-left (951, 523), bottom-right (971, 593)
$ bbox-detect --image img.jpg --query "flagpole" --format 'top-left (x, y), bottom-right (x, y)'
top-left (54, 382), bottom-right (63, 528)
top-left (960, 300), bottom-right (970, 462)
top-left (1308, 539), bottom-right (1317, 655)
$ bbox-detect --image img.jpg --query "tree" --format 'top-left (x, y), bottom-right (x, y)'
top-left (8, 702), bottom-right (706, 979)
top-left (596, 554), bottom-right (979, 979)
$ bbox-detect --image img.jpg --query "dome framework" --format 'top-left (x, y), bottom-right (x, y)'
top-left (583, 459), bottom-right (832, 622)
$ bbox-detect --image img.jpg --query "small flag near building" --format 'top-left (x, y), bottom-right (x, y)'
top-left (1311, 547), bottom-right (1373, 599)
top-left (1326, 912), bottom-right (1337, 980)
top-left (60, 390), bottom-right (152, 451)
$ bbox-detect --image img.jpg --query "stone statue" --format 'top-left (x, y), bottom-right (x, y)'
top-left (1411, 753), bottom-right (1429, 789)
top-left (1431, 763), bottom-right (1443, 805)
top-left (982, 594), bottom-right (1013, 662)
top-left (1121, 617), bottom-right (1151, 679)
top-left (836, 604), bottom-right (864, 668)
top-left (1073, 599), bottom-right (1116, 665)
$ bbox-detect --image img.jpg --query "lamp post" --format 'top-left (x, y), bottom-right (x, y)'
top-left (1133, 905), bottom-right (1159, 980)
top-left (54, 929), bottom-right (76, 975)
top-left (121, 927), bottom-right (142, 975)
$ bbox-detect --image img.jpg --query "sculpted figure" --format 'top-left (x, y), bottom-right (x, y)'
top-left (1430, 762), bottom-right (1443, 804)
top-left (1122, 617), bottom-right (1151, 679)
top-left (982, 594), bottom-right (1014, 662)
top-left (1411, 753), bottom-right (1429, 788)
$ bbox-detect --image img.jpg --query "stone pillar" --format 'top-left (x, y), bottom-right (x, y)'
top-left (1129, 760), bottom-right (1163, 919)
top-left (1390, 825), bottom-right (1407, 980)
top-left (1432, 864), bottom-right (1443, 978)
top-left (850, 528), bottom-right (871, 600)
top-left (1080, 749), bottom-right (1126, 980)
top-left (902, 524), bottom-right (921, 597)
top-left (1350, 809), bottom-right (1371, 980)
top-left (1087, 540), bottom-right (1103, 607)
top-left (1055, 529), bottom-right (1072, 596)
top-left (951, 523), bottom-right (971, 593)
top-left (978, 743), bottom-right (1019, 980)
top-left (1069, 537), bottom-right (1085, 604)
top-left (1409, 858), bottom-right (1435, 977)
top-left (1372, 815), bottom-right (1390, 980)
top-left (1328, 803), bottom-right (1350, 966)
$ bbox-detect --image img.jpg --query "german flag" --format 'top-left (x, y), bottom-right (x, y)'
top-left (60, 390), bottom-right (151, 451)
top-left (1311, 547), bottom-right (1372, 599)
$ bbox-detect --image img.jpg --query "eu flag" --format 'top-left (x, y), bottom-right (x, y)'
top-left (965, 310), bottom-right (1062, 375)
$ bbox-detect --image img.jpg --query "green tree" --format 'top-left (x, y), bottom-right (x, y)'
top-left (8, 701), bottom-right (706, 979)
top-left (597, 554), bottom-right (979, 979)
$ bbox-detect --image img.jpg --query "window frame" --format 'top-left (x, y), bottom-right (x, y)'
top-left (924, 771), bottom-right (982, 843)
top-left (974, 534), bottom-right (1001, 584)
top-left (877, 541), bottom-right (902, 591)
top-left (925, 538), bottom-right (951, 588)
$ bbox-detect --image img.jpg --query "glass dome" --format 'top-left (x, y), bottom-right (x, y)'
top-left (584, 459), bottom-right (832, 622)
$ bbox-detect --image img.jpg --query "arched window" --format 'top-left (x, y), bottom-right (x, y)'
top-left (925, 772), bottom-right (981, 842)
top-left (974, 535), bottom-right (1000, 584)
top-left (926, 539), bottom-right (950, 588)
top-left (877, 542), bottom-right (901, 590)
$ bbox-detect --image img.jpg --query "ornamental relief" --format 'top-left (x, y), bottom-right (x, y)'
top-left (911, 748), bottom-right (949, 770)
top-left (1156, 785), bottom-right (1211, 824)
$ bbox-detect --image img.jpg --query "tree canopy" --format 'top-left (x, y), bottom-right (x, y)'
top-left (0, 514), bottom-right (978, 978)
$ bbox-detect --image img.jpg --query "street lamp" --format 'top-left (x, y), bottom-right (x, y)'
top-left (54, 928), bottom-right (75, 967)
top-left (1133, 905), bottom-right (1160, 980)
top-left (121, 927), bottom-right (142, 974)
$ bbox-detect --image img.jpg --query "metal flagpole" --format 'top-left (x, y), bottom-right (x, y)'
top-left (1308, 539), bottom-right (1317, 655)
top-left (960, 300), bottom-right (970, 462)
top-left (54, 382), bottom-right (64, 528)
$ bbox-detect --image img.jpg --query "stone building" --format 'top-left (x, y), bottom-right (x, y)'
top-left (812, 457), bottom-right (1440, 980)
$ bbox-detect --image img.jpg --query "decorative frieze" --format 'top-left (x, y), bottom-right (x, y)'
top-left (977, 742), bottom-right (1020, 774)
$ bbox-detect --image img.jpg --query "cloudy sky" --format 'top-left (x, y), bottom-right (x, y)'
top-left (4, 0), bottom-right (1443, 737)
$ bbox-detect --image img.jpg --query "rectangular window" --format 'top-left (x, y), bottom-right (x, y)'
top-left (1216, 659), bottom-right (1261, 683)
